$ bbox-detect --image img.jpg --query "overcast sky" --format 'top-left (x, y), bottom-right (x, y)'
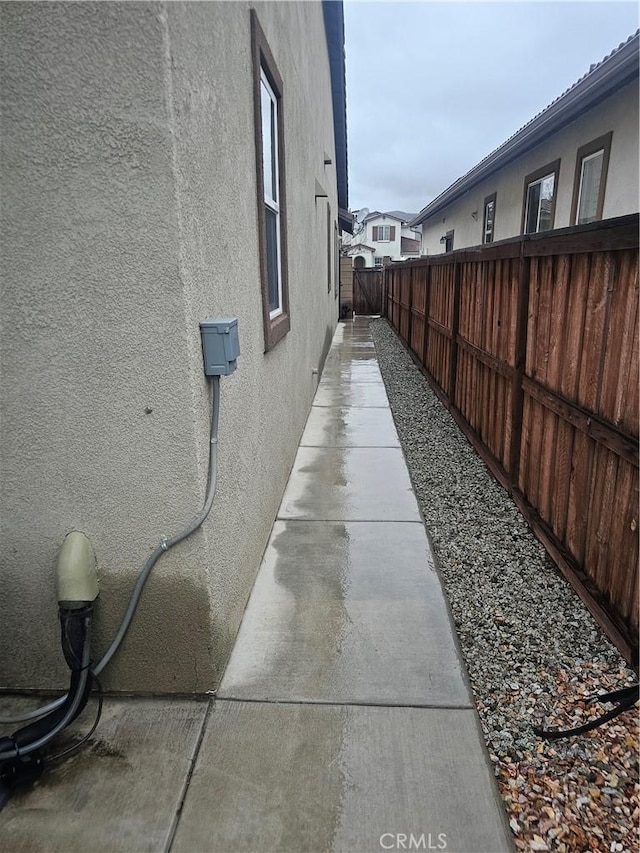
top-left (344, 1), bottom-right (639, 215)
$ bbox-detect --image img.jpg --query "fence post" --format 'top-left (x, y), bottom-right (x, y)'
top-left (448, 260), bottom-right (461, 404)
top-left (422, 262), bottom-right (431, 373)
top-left (407, 266), bottom-right (414, 351)
top-left (389, 271), bottom-right (400, 334)
top-left (509, 242), bottom-right (530, 488)
top-left (382, 267), bottom-right (387, 318)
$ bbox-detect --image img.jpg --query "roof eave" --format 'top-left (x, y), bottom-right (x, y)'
top-left (363, 212), bottom-right (406, 224)
top-left (339, 207), bottom-right (354, 234)
top-left (323, 1), bottom-right (349, 216)
top-left (410, 34), bottom-right (639, 228)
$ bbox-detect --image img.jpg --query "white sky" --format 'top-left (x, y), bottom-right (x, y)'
top-left (344, 1), bottom-right (639, 214)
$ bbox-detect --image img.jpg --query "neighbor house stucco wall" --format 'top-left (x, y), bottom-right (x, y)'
top-left (0, 0), bottom-right (339, 692)
top-left (364, 216), bottom-right (403, 262)
top-left (358, 215), bottom-right (421, 263)
top-left (420, 79), bottom-right (639, 255)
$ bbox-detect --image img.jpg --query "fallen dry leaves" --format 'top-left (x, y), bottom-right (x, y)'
top-left (477, 663), bottom-right (639, 853)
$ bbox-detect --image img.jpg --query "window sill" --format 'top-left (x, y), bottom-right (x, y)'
top-left (264, 310), bottom-right (290, 352)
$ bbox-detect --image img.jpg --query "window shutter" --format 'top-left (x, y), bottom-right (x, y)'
top-left (390, 226), bottom-right (396, 240)
top-left (372, 226), bottom-right (378, 241)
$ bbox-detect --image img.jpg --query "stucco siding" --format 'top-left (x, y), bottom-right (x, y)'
top-left (420, 79), bottom-right (639, 254)
top-left (0, 1), bottom-right (339, 692)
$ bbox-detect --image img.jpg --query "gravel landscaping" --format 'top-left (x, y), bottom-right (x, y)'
top-left (370, 318), bottom-right (638, 853)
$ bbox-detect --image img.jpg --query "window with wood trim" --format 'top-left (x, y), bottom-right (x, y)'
top-left (483, 193), bottom-right (496, 243)
top-left (522, 160), bottom-right (560, 234)
top-left (334, 222), bottom-right (339, 299)
top-left (374, 256), bottom-right (383, 267)
top-left (444, 230), bottom-right (454, 253)
top-left (372, 225), bottom-right (395, 241)
top-left (251, 11), bottom-right (290, 351)
top-left (327, 202), bottom-right (332, 292)
top-left (571, 132), bottom-right (613, 225)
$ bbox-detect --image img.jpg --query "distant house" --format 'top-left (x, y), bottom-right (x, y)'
top-left (345, 210), bottom-right (421, 267)
top-left (344, 243), bottom-right (376, 268)
top-left (411, 31), bottom-right (639, 254)
top-left (1, 1), bottom-right (349, 694)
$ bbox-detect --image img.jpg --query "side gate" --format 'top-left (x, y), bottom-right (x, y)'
top-left (353, 268), bottom-right (383, 315)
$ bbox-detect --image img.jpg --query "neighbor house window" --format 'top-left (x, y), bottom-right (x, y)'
top-left (483, 193), bottom-right (496, 243)
top-left (571, 132), bottom-right (612, 225)
top-left (522, 160), bottom-right (560, 234)
top-left (444, 230), bottom-right (454, 253)
top-left (252, 11), bottom-right (290, 350)
top-left (372, 225), bottom-right (395, 241)
top-left (374, 256), bottom-right (383, 267)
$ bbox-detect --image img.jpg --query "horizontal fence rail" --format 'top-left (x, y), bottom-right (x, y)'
top-left (385, 215), bottom-right (639, 666)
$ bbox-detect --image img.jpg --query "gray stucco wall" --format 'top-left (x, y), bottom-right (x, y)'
top-left (420, 79), bottom-right (639, 254)
top-left (0, 1), bottom-right (339, 692)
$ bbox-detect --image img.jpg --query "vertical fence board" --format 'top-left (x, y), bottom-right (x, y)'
top-left (548, 255), bottom-right (571, 389)
top-left (584, 443), bottom-right (614, 589)
top-left (623, 323), bottom-right (639, 437)
top-left (578, 253), bottom-right (612, 412)
top-left (458, 348), bottom-right (467, 416)
top-left (533, 256), bottom-right (553, 384)
top-left (449, 263), bottom-right (461, 402)
top-left (538, 408), bottom-right (557, 526)
top-left (527, 396), bottom-right (544, 509)
top-left (561, 253), bottom-right (591, 402)
top-left (507, 259), bottom-right (518, 365)
top-left (551, 417), bottom-right (575, 542)
top-left (565, 430), bottom-right (595, 567)
top-left (600, 250), bottom-right (638, 429)
top-left (526, 258), bottom-right (541, 378)
top-left (593, 451), bottom-right (620, 598)
top-left (608, 461), bottom-right (638, 625)
top-left (503, 378), bottom-right (513, 472)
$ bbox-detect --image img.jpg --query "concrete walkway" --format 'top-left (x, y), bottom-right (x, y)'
top-left (0, 319), bottom-right (512, 853)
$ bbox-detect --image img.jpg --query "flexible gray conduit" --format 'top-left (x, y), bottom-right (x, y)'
top-left (0, 376), bottom-right (220, 726)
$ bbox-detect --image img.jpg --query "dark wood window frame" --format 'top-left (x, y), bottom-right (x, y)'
top-left (482, 192), bottom-right (497, 244)
top-left (251, 10), bottom-right (290, 352)
top-left (570, 131), bottom-right (613, 226)
top-left (334, 222), bottom-right (339, 299)
top-left (521, 159), bottom-right (561, 234)
top-left (327, 202), bottom-right (332, 292)
top-left (445, 229), bottom-right (454, 253)
top-left (372, 225), bottom-right (395, 242)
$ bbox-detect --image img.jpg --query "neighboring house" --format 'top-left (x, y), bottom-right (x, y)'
top-left (344, 210), bottom-right (421, 266)
top-left (411, 31), bottom-right (639, 254)
top-left (344, 242), bottom-right (375, 268)
top-left (0, 1), bottom-right (348, 694)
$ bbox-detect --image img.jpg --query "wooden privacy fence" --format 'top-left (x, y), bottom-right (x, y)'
top-left (385, 214), bottom-right (639, 666)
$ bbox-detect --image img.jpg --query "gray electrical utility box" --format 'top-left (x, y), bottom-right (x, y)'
top-left (200, 317), bottom-right (240, 376)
